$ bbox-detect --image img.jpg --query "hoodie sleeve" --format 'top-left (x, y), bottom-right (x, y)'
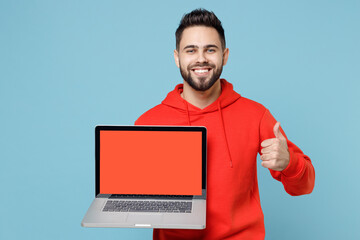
top-left (259, 109), bottom-right (315, 196)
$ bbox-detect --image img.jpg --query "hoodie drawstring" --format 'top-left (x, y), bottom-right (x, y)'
top-left (183, 99), bottom-right (233, 168)
top-left (184, 101), bottom-right (191, 126)
top-left (217, 101), bottom-right (234, 168)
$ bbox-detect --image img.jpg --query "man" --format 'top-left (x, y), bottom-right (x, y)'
top-left (135, 8), bottom-right (315, 240)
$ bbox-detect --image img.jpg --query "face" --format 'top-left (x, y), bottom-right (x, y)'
top-left (174, 26), bottom-right (229, 92)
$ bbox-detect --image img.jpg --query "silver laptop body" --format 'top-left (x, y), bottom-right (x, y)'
top-left (81, 125), bottom-right (207, 229)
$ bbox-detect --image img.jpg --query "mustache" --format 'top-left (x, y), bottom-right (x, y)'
top-left (187, 63), bottom-right (216, 70)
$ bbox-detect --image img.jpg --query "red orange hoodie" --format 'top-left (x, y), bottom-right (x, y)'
top-left (135, 79), bottom-right (315, 240)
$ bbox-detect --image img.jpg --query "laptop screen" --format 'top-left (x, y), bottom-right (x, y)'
top-left (96, 126), bottom-right (206, 196)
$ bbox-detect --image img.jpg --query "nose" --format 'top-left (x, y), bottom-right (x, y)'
top-left (196, 51), bottom-right (208, 63)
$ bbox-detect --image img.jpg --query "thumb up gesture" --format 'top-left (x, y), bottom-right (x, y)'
top-left (260, 122), bottom-right (290, 171)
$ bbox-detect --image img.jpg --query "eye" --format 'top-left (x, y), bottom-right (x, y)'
top-left (186, 49), bottom-right (195, 53)
top-left (207, 49), bottom-right (216, 53)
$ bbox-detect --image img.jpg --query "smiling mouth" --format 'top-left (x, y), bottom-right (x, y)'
top-left (191, 68), bottom-right (212, 75)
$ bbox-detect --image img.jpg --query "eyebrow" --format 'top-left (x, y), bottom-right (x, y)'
top-left (183, 44), bottom-right (219, 50)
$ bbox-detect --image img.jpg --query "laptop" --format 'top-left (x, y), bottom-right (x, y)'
top-left (81, 125), bottom-right (207, 229)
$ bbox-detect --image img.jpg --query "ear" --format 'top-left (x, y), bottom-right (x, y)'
top-left (222, 48), bottom-right (229, 66)
top-left (174, 49), bottom-right (180, 68)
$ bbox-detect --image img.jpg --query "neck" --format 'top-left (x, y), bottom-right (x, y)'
top-left (181, 79), bottom-right (222, 109)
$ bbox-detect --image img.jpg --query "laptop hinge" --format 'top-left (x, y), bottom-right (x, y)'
top-left (108, 194), bottom-right (193, 200)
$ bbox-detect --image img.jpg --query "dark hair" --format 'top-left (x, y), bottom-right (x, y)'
top-left (175, 8), bottom-right (226, 50)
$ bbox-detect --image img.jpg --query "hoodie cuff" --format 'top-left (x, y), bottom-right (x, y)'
top-left (281, 149), bottom-right (304, 180)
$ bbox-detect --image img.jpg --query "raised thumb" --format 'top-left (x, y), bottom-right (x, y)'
top-left (273, 122), bottom-right (284, 139)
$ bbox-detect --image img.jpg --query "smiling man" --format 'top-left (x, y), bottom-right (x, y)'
top-left (135, 8), bottom-right (315, 240)
top-left (175, 25), bottom-right (228, 109)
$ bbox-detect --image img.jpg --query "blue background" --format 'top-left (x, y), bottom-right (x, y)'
top-left (1, 0), bottom-right (359, 239)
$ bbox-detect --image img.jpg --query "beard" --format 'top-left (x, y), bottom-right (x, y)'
top-left (179, 61), bottom-right (223, 92)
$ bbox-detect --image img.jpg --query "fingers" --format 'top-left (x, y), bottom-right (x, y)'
top-left (261, 138), bottom-right (279, 148)
top-left (260, 151), bottom-right (286, 171)
top-left (261, 159), bottom-right (283, 171)
top-left (261, 144), bottom-right (277, 154)
top-left (261, 159), bottom-right (274, 169)
top-left (260, 151), bottom-right (279, 161)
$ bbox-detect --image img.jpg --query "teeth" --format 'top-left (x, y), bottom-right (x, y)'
top-left (194, 69), bottom-right (209, 73)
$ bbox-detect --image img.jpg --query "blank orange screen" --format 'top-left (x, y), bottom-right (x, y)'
top-left (100, 130), bottom-right (203, 195)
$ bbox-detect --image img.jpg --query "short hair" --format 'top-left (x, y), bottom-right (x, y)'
top-left (175, 8), bottom-right (226, 50)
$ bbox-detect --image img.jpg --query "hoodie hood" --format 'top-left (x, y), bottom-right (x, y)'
top-left (161, 79), bottom-right (241, 114)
